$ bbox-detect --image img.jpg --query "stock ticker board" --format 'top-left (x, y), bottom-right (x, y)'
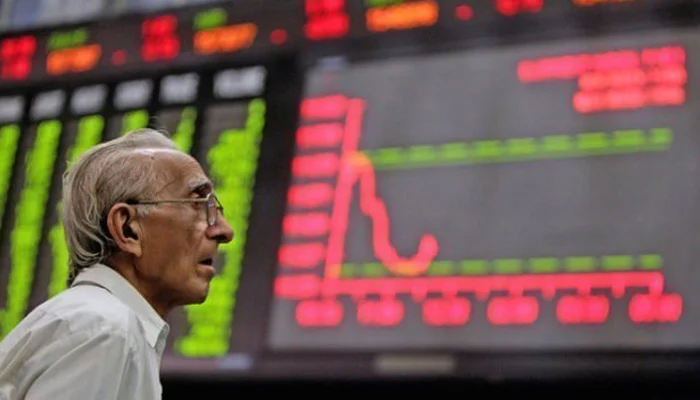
top-left (0, 65), bottom-right (272, 370)
top-left (269, 26), bottom-right (698, 351)
top-left (0, 0), bottom-right (698, 379)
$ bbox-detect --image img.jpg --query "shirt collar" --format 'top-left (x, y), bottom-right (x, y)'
top-left (71, 263), bottom-right (170, 356)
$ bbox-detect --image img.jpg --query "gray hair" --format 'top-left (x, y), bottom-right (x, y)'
top-left (62, 128), bottom-right (179, 285)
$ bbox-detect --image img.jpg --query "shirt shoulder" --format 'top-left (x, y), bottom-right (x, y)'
top-left (0, 286), bottom-right (153, 400)
top-left (0, 309), bottom-right (146, 400)
top-left (0, 285), bottom-right (145, 357)
top-left (43, 284), bottom-right (143, 336)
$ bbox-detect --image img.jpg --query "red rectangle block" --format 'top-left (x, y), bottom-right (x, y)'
top-left (292, 153), bottom-right (339, 178)
top-left (283, 213), bottom-right (331, 237)
top-left (300, 95), bottom-right (347, 120)
top-left (275, 275), bottom-right (322, 299)
top-left (288, 183), bottom-right (334, 208)
top-left (278, 243), bottom-right (326, 268)
top-left (296, 123), bottom-right (344, 148)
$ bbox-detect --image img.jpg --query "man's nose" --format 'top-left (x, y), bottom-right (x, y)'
top-left (208, 214), bottom-right (234, 244)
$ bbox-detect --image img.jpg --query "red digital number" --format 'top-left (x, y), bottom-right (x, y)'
top-left (141, 15), bottom-right (180, 62)
top-left (0, 35), bottom-right (36, 81)
top-left (304, 0), bottom-right (349, 40)
top-left (495, 0), bottom-right (544, 16)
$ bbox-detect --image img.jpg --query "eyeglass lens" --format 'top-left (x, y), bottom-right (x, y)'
top-left (207, 194), bottom-right (220, 226)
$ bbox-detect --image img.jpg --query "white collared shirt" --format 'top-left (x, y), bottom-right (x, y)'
top-left (0, 263), bottom-right (170, 400)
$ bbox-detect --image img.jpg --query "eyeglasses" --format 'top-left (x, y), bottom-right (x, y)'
top-left (129, 192), bottom-right (224, 227)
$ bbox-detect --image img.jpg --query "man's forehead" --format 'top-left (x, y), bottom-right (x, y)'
top-left (135, 147), bottom-right (211, 194)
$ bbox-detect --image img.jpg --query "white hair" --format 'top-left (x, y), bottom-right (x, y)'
top-left (62, 128), bottom-right (179, 285)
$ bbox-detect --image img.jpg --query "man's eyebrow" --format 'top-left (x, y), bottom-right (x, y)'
top-left (187, 178), bottom-right (213, 193)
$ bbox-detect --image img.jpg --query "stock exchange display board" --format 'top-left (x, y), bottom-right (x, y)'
top-left (0, 0), bottom-right (699, 381)
top-left (270, 27), bottom-right (695, 351)
top-left (0, 63), bottom-right (286, 374)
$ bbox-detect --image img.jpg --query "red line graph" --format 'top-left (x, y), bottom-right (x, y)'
top-left (276, 94), bottom-right (683, 328)
top-left (324, 98), bottom-right (438, 278)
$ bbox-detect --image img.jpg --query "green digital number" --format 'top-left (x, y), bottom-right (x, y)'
top-left (122, 109), bottom-right (149, 134)
top-left (48, 115), bottom-right (104, 298)
top-left (0, 125), bottom-right (20, 234)
top-left (0, 120), bottom-right (62, 338)
top-left (175, 99), bottom-right (266, 357)
top-left (172, 107), bottom-right (197, 153)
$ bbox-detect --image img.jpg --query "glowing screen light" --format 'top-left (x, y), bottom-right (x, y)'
top-left (48, 115), bottom-right (104, 298)
top-left (0, 35), bottom-right (36, 81)
top-left (574, 0), bottom-right (639, 5)
top-left (518, 45), bottom-right (687, 113)
top-left (0, 125), bottom-right (20, 233)
top-left (141, 14), bottom-right (180, 62)
top-left (46, 44), bottom-right (101, 76)
top-left (304, 0), bottom-right (350, 40)
top-left (267, 29), bottom-right (694, 352)
top-left (495, 0), bottom-right (544, 16)
top-left (194, 23), bottom-right (258, 55)
top-left (366, 0), bottom-right (439, 33)
top-left (192, 7), bottom-right (258, 55)
top-left (175, 99), bottom-right (266, 357)
top-left (1, 120), bottom-right (62, 338)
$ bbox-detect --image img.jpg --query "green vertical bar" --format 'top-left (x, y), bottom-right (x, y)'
top-left (175, 99), bottom-right (266, 357)
top-left (172, 107), bottom-right (197, 153)
top-left (48, 115), bottom-right (104, 298)
top-left (0, 125), bottom-right (20, 233)
top-left (1, 120), bottom-right (62, 338)
top-left (122, 109), bottom-right (149, 134)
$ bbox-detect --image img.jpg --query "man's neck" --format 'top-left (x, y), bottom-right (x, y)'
top-left (104, 257), bottom-right (170, 319)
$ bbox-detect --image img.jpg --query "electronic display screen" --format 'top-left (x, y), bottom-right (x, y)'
top-left (0, 63), bottom-right (278, 373)
top-left (0, 0), bottom-right (699, 381)
top-left (268, 26), bottom-right (698, 351)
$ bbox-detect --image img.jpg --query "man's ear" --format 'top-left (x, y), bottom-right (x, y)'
top-left (106, 203), bottom-right (143, 258)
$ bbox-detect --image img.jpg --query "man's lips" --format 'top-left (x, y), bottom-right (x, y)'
top-left (199, 257), bottom-right (214, 266)
top-left (198, 258), bottom-right (216, 279)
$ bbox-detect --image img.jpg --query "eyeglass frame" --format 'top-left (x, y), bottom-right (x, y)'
top-left (127, 192), bottom-right (224, 227)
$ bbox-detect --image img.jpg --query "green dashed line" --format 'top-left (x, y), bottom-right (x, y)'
top-left (361, 128), bottom-right (671, 170)
top-left (364, 262), bottom-right (386, 277)
top-left (564, 256), bottom-right (596, 272)
top-left (529, 257), bottom-right (558, 273)
top-left (339, 253), bottom-right (662, 278)
top-left (640, 254), bottom-right (663, 270)
top-left (493, 259), bottom-right (522, 274)
top-left (460, 260), bottom-right (488, 275)
top-left (428, 261), bottom-right (454, 276)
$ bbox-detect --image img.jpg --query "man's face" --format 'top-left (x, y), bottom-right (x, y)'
top-left (134, 150), bottom-right (234, 308)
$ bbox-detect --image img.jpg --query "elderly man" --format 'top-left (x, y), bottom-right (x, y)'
top-left (0, 128), bottom-right (234, 399)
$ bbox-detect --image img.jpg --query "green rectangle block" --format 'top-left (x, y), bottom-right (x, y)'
top-left (506, 137), bottom-right (537, 155)
top-left (428, 261), bottom-right (454, 275)
top-left (564, 256), bottom-right (596, 271)
top-left (439, 142), bottom-right (470, 161)
top-left (577, 132), bottom-right (608, 150)
top-left (612, 130), bottom-right (645, 147)
top-left (493, 259), bottom-right (523, 274)
top-left (339, 264), bottom-right (355, 278)
top-left (601, 255), bottom-right (634, 270)
top-left (363, 263), bottom-right (386, 277)
top-left (374, 147), bottom-right (404, 164)
top-left (639, 254), bottom-right (663, 269)
top-left (542, 135), bottom-right (573, 152)
top-left (459, 260), bottom-right (488, 275)
top-left (529, 257), bottom-right (559, 273)
top-left (407, 145), bottom-right (436, 163)
top-left (649, 128), bottom-right (673, 145)
top-left (473, 140), bottom-right (503, 158)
